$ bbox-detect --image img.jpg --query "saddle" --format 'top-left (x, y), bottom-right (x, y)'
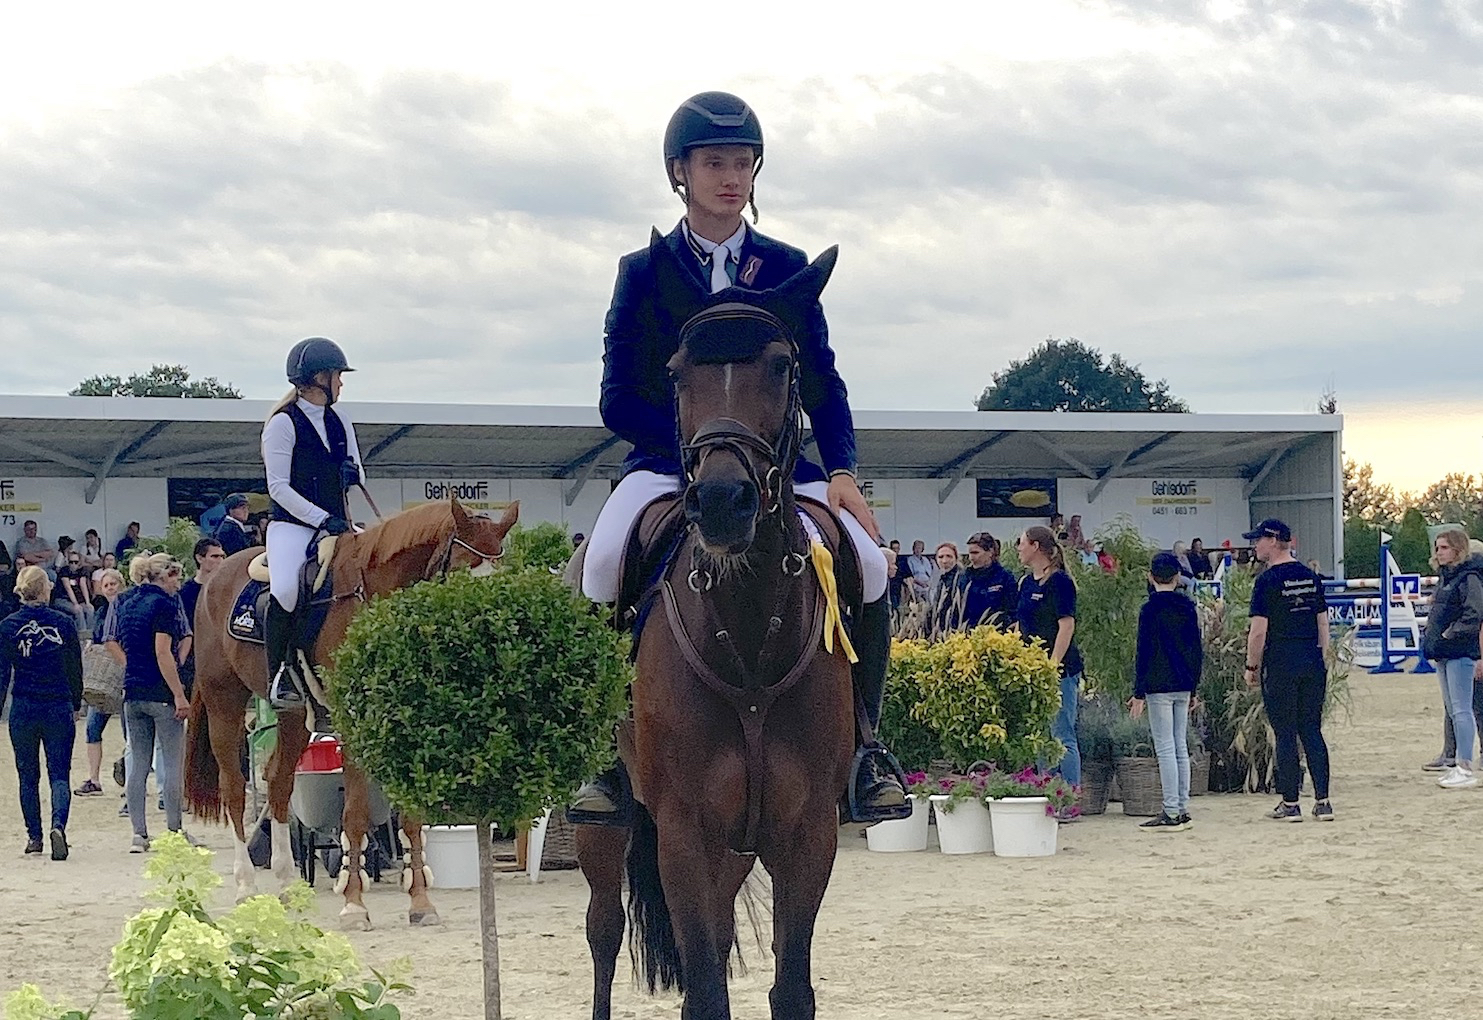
top-left (228, 536), bottom-right (340, 652)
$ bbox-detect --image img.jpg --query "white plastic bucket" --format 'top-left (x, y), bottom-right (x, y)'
top-left (987, 797), bottom-right (1058, 857)
top-left (865, 795), bottom-right (930, 852)
top-left (929, 795), bottom-right (994, 855)
top-left (422, 825), bottom-right (480, 888)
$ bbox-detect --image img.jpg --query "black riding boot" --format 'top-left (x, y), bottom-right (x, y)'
top-left (265, 599), bottom-right (306, 710)
top-left (850, 594), bottom-right (908, 820)
top-left (566, 760), bottom-right (631, 827)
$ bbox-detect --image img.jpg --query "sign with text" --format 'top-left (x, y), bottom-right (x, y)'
top-left (400, 479), bottom-right (512, 512)
top-left (0, 479), bottom-right (44, 525)
top-left (1134, 478), bottom-right (1213, 519)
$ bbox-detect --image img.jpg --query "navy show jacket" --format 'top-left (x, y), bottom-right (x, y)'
top-left (599, 222), bottom-right (855, 481)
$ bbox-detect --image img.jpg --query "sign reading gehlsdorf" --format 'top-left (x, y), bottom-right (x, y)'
top-left (401, 479), bottom-right (513, 513)
top-left (1135, 478), bottom-right (1213, 518)
top-left (0, 479), bottom-right (44, 526)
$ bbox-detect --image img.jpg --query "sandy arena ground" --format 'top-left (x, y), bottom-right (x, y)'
top-left (2, 668), bottom-right (1479, 1019)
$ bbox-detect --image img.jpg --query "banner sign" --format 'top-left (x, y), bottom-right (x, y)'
top-left (976, 478), bottom-right (1056, 519)
top-left (401, 480), bottom-right (512, 513)
top-left (0, 479), bottom-right (44, 525)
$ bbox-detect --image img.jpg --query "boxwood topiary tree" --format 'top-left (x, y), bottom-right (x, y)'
top-left (329, 569), bottom-right (629, 1020)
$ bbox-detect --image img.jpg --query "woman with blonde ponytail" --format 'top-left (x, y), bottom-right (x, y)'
top-left (261, 337), bottom-right (365, 709)
top-left (1, 566), bottom-right (84, 859)
top-left (1015, 526), bottom-right (1083, 799)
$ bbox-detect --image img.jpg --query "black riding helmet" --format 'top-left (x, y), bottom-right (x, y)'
top-left (286, 337), bottom-right (353, 386)
top-left (663, 92), bottom-right (764, 216)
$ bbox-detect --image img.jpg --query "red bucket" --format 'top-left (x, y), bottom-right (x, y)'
top-left (296, 737), bottom-right (343, 773)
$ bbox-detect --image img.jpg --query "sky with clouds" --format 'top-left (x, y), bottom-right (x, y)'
top-left (1, 0), bottom-right (1479, 490)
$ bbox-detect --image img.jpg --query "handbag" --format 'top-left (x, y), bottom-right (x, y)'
top-left (82, 641), bottom-right (125, 716)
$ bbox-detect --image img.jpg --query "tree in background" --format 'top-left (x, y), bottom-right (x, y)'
top-left (1413, 473), bottom-right (1483, 535)
top-left (71, 364), bottom-right (242, 398)
top-left (975, 338), bottom-right (1190, 413)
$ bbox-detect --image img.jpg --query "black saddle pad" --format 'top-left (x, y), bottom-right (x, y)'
top-left (228, 557), bottom-right (335, 650)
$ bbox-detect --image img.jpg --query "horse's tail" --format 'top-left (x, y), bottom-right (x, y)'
top-left (184, 689), bottom-right (222, 823)
top-left (625, 804), bottom-right (684, 994)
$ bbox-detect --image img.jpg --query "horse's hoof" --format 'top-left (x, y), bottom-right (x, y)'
top-left (339, 904), bottom-right (372, 932)
top-left (408, 910), bottom-right (442, 927)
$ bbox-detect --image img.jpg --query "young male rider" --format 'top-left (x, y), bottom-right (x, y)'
top-left (572, 91), bottom-right (904, 820)
top-left (262, 338), bottom-right (364, 710)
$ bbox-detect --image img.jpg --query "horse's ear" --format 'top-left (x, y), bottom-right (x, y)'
top-left (450, 498), bottom-right (470, 530)
top-left (496, 500), bottom-right (519, 531)
top-left (650, 227), bottom-right (707, 326)
top-left (769, 246), bottom-right (838, 308)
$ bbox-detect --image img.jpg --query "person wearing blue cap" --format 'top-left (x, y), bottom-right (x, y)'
top-left (212, 494), bottom-right (255, 558)
top-left (1242, 519), bottom-right (1334, 822)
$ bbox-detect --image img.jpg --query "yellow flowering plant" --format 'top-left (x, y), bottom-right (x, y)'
top-left (902, 625), bottom-right (1064, 771)
top-left (6, 833), bottom-right (411, 1020)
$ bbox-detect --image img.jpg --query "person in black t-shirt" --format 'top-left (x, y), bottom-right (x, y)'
top-left (1243, 518), bottom-right (1333, 823)
top-left (1016, 525), bottom-right (1083, 794)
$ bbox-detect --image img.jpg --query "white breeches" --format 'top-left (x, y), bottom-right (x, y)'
top-left (266, 521), bottom-right (317, 612)
top-left (581, 470), bottom-right (888, 604)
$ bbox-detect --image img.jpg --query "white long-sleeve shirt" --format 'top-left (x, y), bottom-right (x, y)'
top-left (261, 398), bottom-right (365, 527)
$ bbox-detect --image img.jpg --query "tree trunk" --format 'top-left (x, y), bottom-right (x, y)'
top-left (477, 820), bottom-right (502, 1020)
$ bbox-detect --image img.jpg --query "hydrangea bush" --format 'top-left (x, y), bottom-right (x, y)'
top-left (5, 833), bottom-right (410, 1020)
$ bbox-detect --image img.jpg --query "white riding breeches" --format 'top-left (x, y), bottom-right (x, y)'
top-left (580, 470), bottom-right (888, 605)
top-left (265, 521), bottom-right (317, 612)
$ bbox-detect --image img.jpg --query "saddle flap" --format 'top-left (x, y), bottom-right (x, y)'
top-left (616, 492), bottom-right (686, 623)
top-left (796, 495), bottom-right (864, 618)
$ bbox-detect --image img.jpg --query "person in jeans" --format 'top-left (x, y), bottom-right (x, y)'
top-left (74, 567), bottom-right (125, 797)
top-left (0, 566), bottom-right (83, 860)
top-left (1016, 526), bottom-right (1083, 796)
top-left (1129, 552), bottom-right (1203, 832)
top-left (1422, 527), bottom-right (1483, 789)
top-left (1243, 519), bottom-right (1334, 822)
top-left (109, 552), bottom-right (191, 852)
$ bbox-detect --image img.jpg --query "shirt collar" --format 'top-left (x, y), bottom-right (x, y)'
top-left (681, 219), bottom-right (747, 264)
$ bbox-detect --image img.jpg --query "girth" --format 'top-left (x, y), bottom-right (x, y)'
top-left (659, 575), bottom-right (823, 855)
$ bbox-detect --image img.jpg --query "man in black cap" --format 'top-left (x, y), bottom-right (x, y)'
top-left (212, 494), bottom-right (255, 557)
top-left (1242, 518), bottom-right (1334, 822)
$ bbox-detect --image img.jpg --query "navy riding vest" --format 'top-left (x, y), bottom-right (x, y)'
top-left (270, 403), bottom-right (349, 528)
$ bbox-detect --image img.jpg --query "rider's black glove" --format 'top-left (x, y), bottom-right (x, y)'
top-left (340, 459), bottom-right (363, 489)
top-left (322, 516), bottom-right (351, 536)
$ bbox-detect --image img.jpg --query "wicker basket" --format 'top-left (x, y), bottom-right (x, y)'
top-left (1190, 751), bottom-right (1211, 797)
top-left (1078, 760), bottom-right (1114, 815)
top-left (1115, 756), bottom-right (1164, 816)
top-left (82, 642), bottom-right (124, 716)
top-left (538, 810), bottom-right (579, 870)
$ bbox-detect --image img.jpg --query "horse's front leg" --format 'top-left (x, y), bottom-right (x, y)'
top-left (576, 825), bottom-right (629, 1020)
top-left (657, 816), bottom-right (733, 1020)
top-left (399, 812), bottom-right (441, 926)
top-left (761, 811), bottom-right (839, 1020)
top-left (336, 758), bottom-right (374, 931)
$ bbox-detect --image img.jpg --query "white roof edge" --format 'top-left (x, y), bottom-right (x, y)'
top-left (0, 394), bottom-right (1341, 434)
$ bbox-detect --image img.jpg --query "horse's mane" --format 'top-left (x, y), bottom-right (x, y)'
top-left (344, 502), bottom-right (452, 572)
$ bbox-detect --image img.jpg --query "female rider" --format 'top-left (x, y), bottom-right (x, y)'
top-left (261, 337), bottom-right (364, 709)
top-left (573, 91), bottom-right (902, 820)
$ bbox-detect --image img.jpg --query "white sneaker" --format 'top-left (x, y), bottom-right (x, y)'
top-left (1437, 766), bottom-right (1460, 787)
top-left (1440, 768), bottom-right (1478, 789)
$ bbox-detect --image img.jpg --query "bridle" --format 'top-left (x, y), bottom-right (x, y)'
top-left (424, 530), bottom-right (504, 582)
top-left (675, 306), bottom-right (807, 591)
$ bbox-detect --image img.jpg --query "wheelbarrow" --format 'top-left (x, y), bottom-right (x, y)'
top-left (289, 734), bottom-right (399, 887)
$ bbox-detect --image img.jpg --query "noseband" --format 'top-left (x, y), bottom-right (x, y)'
top-left (425, 531), bottom-right (504, 582)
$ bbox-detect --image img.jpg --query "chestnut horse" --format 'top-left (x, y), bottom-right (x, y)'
top-left (186, 498), bottom-right (518, 929)
top-left (577, 244), bottom-right (855, 1020)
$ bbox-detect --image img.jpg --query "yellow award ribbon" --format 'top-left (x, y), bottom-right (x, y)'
top-left (809, 538), bottom-right (859, 663)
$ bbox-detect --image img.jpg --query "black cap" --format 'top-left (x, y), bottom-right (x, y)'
top-left (663, 92), bottom-right (764, 190)
top-left (223, 493), bottom-right (249, 510)
top-left (1242, 518), bottom-right (1292, 542)
top-left (1150, 552), bottom-right (1182, 581)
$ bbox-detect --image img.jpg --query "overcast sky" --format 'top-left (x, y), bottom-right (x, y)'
top-left (2, 0), bottom-right (1479, 490)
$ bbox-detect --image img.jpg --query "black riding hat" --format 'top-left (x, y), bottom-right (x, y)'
top-left (663, 92), bottom-right (764, 191)
top-left (286, 337), bottom-right (353, 386)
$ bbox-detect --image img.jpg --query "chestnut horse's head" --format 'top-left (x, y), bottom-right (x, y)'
top-left (657, 236), bottom-right (839, 557)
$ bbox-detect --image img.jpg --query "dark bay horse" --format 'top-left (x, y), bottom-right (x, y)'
top-left (577, 243), bottom-right (856, 1020)
top-left (186, 498), bottom-right (518, 929)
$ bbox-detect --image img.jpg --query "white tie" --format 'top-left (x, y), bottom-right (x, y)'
top-left (708, 250), bottom-right (732, 294)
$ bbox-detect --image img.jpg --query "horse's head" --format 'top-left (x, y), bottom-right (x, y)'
top-left (436, 499), bottom-right (519, 578)
top-left (658, 236), bottom-right (839, 557)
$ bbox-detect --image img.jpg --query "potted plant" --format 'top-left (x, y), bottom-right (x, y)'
top-left (866, 771), bottom-right (935, 853)
top-left (927, 770), bottom-right (994, 854)
top-left (983, 767), bottom-right (1075, 857)
top-left (1075, 695), bottom-right (1121, 815)
top-left (1108, 712), bottom-right (1162, 816)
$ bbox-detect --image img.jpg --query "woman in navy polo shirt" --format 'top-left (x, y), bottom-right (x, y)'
top-left (1016, 526), bottom-right (1084, 792)
top-left (0, 566), bottom-right (83, 859)
top-left (110, 552), bottom-right (190, 853)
